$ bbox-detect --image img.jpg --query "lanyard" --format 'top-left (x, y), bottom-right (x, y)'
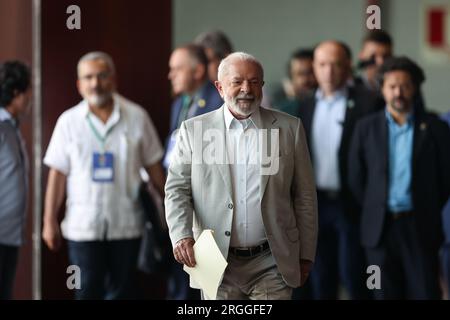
top-left (87, 114), bottom-right (115, 153)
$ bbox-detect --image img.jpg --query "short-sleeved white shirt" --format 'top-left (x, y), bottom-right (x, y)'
top-left (44, 93), bottom-right (163, 241)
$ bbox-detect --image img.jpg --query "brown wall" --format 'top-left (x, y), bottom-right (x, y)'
top-left (1, 0), bottom-right (172, 299)
top-left (41, 0), bottom-right (172, 299)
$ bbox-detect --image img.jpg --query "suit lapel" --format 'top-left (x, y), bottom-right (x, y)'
top-left (340, 87), bottom-right (357, 149)
top-left (301, 95), bottom-right (316, 145)
top-left (379, 113), bottom-right (389, 180)
top-left (412, 115), bottom-right (428, 167)
top-left (259, 108), bottom-right (278, 201)
top-left (209, 106), bottom-right (233, 199)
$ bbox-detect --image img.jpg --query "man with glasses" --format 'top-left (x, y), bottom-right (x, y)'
top-left (42, 51), bottom-right (166, 299)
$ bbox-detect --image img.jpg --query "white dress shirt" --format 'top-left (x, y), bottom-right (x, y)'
top-left (311, 88), bottom-right (347, 191)
top-left (44, 93), bottom-right (164, 241)
top-left (223, 106), bottom-right (267, 248)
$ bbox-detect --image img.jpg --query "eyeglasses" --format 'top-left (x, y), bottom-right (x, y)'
top-left (79, 71), bottom-right (111, 82)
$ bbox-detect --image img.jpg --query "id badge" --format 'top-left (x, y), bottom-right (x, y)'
top-left (92, 152), bottom-right (114, 182)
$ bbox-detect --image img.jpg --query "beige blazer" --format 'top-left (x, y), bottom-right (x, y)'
top-left (164, 105), bottom-right (318, 288)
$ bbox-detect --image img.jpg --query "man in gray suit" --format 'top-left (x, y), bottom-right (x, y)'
top-left (0, 61), bottom-right (31, 299)
top-left (165, 52), bottom-right (318, 300)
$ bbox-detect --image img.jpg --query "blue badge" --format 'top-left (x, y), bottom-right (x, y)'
top-left (92, 152), bottom-right (114, 182)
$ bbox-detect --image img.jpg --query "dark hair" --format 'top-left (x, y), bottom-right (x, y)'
top-left (0, 61), bottom-right (31, 106)
top-left (194, 30), bottom-right (234, 60)
top-left (363, 29), bottom-right (393, 46)
top-left (378, 56), bottom-right (425, 89)
top-left (291, 48), bottom-right (314, 61)
top-left (287, 48), bottom-right (314, 76)
top-left (178, 43), bottom-right (209, 71)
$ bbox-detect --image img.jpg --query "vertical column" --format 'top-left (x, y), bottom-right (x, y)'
top-left (32, 0), bottom-right (42, 301)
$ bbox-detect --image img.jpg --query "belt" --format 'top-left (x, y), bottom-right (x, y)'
top-left (389, 210), bottom-right (414, 220)
top-left (317, 189), bottom-right (340, 201)
top-left (229, 241), bottom-right (270, 257)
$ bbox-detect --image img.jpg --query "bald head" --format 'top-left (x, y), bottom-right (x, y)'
top-left (313, 41), bottom-right (352, 96)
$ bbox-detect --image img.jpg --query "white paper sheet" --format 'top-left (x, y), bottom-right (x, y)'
top-left (183, 229), bottom-right (228, 300)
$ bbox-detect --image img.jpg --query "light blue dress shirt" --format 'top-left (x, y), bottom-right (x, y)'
top-left (386, 109), bottom-right (414, 213)
top-left (311, 88), bottom-right (347, 191)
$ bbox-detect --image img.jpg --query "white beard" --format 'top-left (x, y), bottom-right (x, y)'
top-left (224, 94), bottom-right (261, 118)
top-left (86, 93), bottom-right (111, 107)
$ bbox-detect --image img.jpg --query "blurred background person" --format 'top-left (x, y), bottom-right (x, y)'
top-left (440, 110), bottom-right (450, 299)
top-left (164, 44), bottom-right (223, 169)
top-left (164, 43), bottom-right (222, 300)
top-left (275, 48), bottom-right (317, 115)
top-left (349, 56), bottom-right (450, 299)
top-left (194, 30), bottom-right (234, 83)
top-left (194, 29), bottom-right (273, 109)
top-left (356, 29), bottom-right (393, 92)
top-left (0, 61), bottom-right (31, 300)
top-left (298, 40), bottom-right (378, 300)
top-left (42, 52), bottom-right (166, 300)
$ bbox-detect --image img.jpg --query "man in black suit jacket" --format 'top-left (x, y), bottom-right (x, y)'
top-left (348, 57), bottom-right (450, 299)
top-left (296, 41), bottom-right (379, 300)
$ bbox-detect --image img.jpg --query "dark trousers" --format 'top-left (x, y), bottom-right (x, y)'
top-left (308, 193), bottom-right (369, 299)
top-left (440, 244), bottom-right (450, 298)
top-left (167, 258), bottom-right (201, 300)
top-left (0, 244), bottom-right (19, 300)
top-left (67, 238), bottom-right (141, 300)
top-left (365, 214), bottom-right (441, 299)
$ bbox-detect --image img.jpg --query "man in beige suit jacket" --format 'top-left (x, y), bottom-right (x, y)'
top-left (165, 52), bottom-right (318, 300)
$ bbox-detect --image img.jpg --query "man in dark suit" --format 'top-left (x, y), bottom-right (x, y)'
top-left (164, 43), bottom-right (223, 169)
top-left (348, 57), bottom-right (450, 299)
top-left (164, 43), bottom-right (223, 299)
top-left (440, 112), bottom-right (450, 298)
top-left (297, 41), bottom-right (378, 299)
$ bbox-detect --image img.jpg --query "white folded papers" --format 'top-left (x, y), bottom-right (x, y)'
top-left (183, 229), bottom-right (228, 300)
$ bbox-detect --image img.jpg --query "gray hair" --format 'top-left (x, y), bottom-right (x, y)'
top-left (194, 30), bottom-right (233, 60)
top-left (217, 52), bottom-right (264, 82)
top-left (77, 51), bottom-right (116, 76)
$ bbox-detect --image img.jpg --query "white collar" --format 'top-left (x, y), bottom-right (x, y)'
top-left (223, 104), bottom-right (261, 130)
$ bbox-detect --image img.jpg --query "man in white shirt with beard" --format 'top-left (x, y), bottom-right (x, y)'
top-left (42, 51), bottom-right (166, 299)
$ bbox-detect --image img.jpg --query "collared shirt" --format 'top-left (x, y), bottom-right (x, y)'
top-left (311, 88), bottom-right (347, 191)
top-left (0, 107), bottom-right (28, 246)
top-left (386, 109), bottom-right (414, 213)
top-left (223, 106), bottom-right (266, 248)
top-left (43, 93), bottom-right (164, 241)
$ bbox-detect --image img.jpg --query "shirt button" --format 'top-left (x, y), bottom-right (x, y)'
top-left (225, 231), bottom-right (231, 236)
top-left (228, 203), bottom-right (234, 209)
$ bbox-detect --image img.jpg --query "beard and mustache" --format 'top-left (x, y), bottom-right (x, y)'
top-left (389, 96), bottom-right (412, 113)
top-left (224, 93), bottom-right (261, 118)
top-left (84, 89), bottom-right (113, 108)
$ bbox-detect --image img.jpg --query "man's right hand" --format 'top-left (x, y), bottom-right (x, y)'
top-left (173, 237), bottom-right (196, 267)
top-left (42, 220), bottom-right (62, 251)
